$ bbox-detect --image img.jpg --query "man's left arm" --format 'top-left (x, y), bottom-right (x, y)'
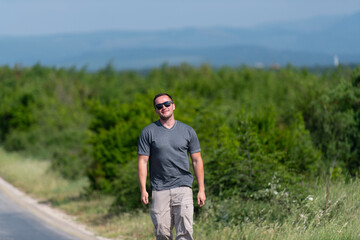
top-left (191, 152), bottom-right (206, 207)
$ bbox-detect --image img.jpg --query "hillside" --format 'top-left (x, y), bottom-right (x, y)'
top-left (0, 11), bottom-right (359, 70)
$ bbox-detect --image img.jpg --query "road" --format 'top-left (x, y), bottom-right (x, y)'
top-left (0, 178), bottom-right (103, 240)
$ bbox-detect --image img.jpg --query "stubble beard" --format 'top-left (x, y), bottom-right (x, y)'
top-left (159, 112), bottom-right (173, 121)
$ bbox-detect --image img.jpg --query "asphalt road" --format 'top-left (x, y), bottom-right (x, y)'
top-left (0, 178), bottom-right (102, 240)
top-left (0, 190), bottom-right (79, 240)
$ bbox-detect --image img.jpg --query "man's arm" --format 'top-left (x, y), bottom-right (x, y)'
top-left (191, 152), bottom-right (206, 207)
top-left (138, 154), bottom-right (149, 205)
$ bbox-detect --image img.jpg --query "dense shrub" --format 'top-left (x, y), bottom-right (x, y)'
top-left (194, 107), bottom-right (319, 200)
top-left (303, 67), bottom-right (360, 176)
top-left (1, 63), bottom-right (359, 213)
top-left (86, 94), bottom-right (155, 192)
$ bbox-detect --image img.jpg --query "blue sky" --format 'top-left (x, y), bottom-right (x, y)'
top-left (1, 0), bottom-right (360, 36)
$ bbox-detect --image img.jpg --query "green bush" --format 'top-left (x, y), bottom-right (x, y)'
top-left (200, 107), bottom-right (318, 200)
top-left (0, 93), bottom-right (36, 142)
top-left (1, 63), bottom-right (360, 214)
top-left (86, 94), bottom-right (155, 194)
top-left (303, 67), bottom-right (360, 175)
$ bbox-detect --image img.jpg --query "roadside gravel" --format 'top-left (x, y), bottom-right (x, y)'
top-left (0, 177), bottom-right (113, 240)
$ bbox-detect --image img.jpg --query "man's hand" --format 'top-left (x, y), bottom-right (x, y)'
top-left (141, 190), bottom-right (149, 205)
top-left (197, 191), bottom-right (206, 207)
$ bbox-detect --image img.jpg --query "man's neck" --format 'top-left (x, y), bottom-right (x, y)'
top-left (159, 117), bottom-right (176, 129)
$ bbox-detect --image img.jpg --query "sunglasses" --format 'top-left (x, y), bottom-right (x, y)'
top-left (155, 101), bottom-right (172, 110)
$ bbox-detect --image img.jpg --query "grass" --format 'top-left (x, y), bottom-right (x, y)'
top-left (194, 179), bottom-right (360, 240)
top-left (0, 148), bottom-right (87, 199)
top-left (0, 148), bottom-right (153, 239)
top-left (1, 147), bottom-right (360, 239)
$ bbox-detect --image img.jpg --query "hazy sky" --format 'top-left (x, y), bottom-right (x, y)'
top-left (1, 0), bottom-right (360, 36)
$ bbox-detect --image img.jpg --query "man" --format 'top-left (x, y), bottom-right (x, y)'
top-left (137, 93), bottom-right (206, 240)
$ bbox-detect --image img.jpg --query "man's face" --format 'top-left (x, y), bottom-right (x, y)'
top-left (154, 95), bottom-right (175, 120)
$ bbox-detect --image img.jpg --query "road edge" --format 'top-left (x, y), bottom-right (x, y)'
top-left (0, 177), bottom-right (112, 240)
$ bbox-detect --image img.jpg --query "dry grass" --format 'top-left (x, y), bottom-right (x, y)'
top-left (194, 179), bottom-right (360, 240)
top-left (0, 148), bottom-right (154, 239)
top-left (1, 148), bottom-right (360, 240)
top-left (0, 148), bottom-right (87, 199)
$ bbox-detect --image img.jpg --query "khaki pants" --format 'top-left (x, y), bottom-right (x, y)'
top-left (150, 187), bottom-right (194, 240)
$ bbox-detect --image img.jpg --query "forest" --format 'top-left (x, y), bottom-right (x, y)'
top-left (0, 63), bottom-right (359, 228)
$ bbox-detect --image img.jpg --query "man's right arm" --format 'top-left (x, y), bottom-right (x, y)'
top-left (137, 154), bottom-right (149, 205)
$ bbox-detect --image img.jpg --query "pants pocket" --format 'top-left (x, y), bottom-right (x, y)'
top-left (151, 207), bottom-right (172, 238)
top-left (174, 203), bottom-right (193, 239)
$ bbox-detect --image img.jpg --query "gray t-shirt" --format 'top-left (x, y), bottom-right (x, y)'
top-left (137, 120), bottom-right (201, 191)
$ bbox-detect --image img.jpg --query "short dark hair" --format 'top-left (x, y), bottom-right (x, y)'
top-left (153, 93), bottom-right (173, 107)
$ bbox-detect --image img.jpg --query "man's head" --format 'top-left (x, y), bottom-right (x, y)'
top-left (153, 93), bottom-right (173, 107)
top-left (153, 93), bottom-right (175, 121)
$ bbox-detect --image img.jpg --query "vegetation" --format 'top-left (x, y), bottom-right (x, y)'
top-left (1, 148), bottom-right (360, 239)
top-left (0, 63), bottom-right (360, 238)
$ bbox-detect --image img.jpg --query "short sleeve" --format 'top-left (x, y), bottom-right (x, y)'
top-left (188, 128), bottom-right (201, 154)
top-left (137, 129), bottom-right (150, 156)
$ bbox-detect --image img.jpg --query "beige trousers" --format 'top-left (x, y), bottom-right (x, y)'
top-left (150, 187), bottom-right (194, 240)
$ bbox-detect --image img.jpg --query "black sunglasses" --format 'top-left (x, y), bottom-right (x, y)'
top-left (155, 101), bottom-right (172, 110)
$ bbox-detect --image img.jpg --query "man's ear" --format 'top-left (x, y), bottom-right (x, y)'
top-left (173, 103), bottom-right (175, 110)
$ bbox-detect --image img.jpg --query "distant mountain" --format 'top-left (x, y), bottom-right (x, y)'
top-left (0, 11), bottom-right (359, 70)
top-left (262, 11), bottom-right (360, 54)
top-left (54, 45), bottom-right (359, 70)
